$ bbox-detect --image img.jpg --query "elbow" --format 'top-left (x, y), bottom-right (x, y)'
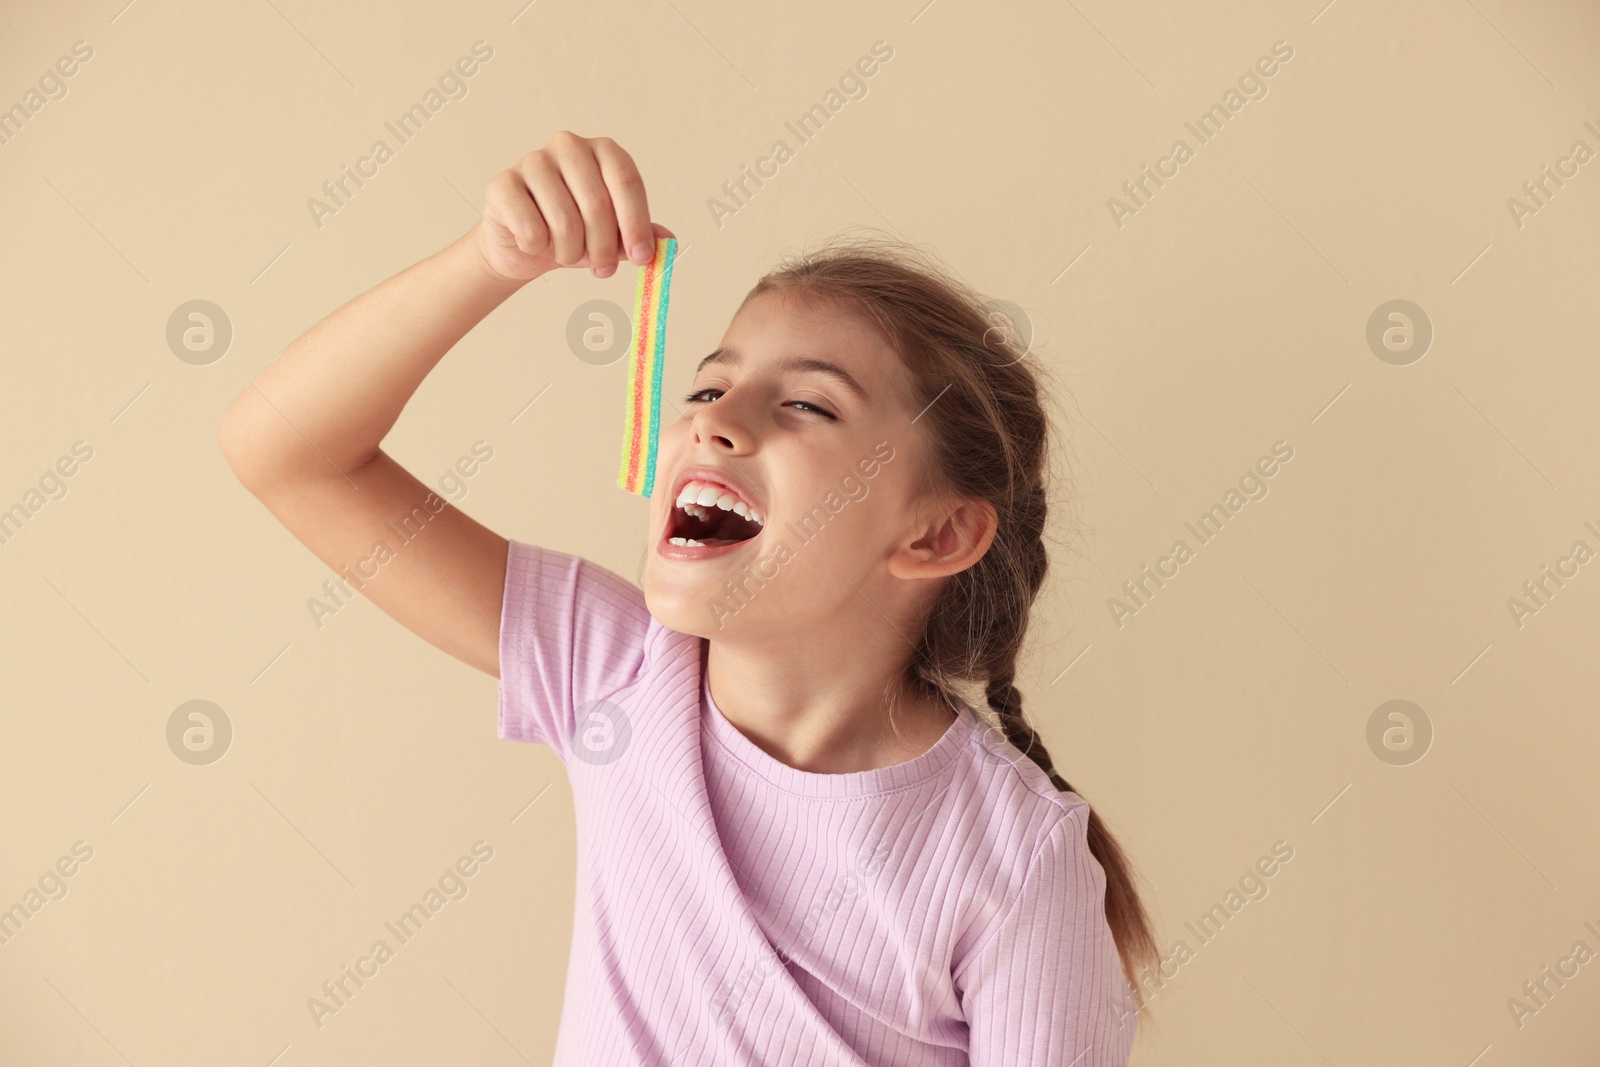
top-left (217, 386), bottom-right (273, 491)
top-left (217, 384), bottom-right (377, 489)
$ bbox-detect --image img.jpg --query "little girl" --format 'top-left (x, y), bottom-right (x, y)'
top-left (220, 130), bottom-right (1158, 1065)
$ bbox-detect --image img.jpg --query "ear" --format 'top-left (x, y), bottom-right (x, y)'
top-left (888, 496), bottom-right (999, 581)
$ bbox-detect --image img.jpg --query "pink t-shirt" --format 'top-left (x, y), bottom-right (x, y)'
top-left (497, 539), bottom-right (1137, 1065)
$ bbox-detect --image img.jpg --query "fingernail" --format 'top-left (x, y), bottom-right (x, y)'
top-left (595, 265), bottom-right (616, 279)
top-left (631, 242), bottom-right (653, 263)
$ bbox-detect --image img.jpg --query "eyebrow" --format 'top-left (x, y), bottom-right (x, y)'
top-left (694, 347), bottom-right (872, 404)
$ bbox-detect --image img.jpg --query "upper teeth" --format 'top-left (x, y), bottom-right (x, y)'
top-left (675, 480), bottom-right (762, 525)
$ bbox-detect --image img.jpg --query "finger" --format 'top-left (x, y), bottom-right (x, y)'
top-left (485, 166), bottom-right (550, 259)
top-left (593, 138), bottom-right (655, 265)
top-left (551, 134), bottom-right (621, 276)
top-left (518, 147), bottom-right (586, 266)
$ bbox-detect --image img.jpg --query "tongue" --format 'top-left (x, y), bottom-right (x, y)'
top-left (685, 505), bottom-right (760, 544)
top-left (699, 521), bottom-right (756, 546)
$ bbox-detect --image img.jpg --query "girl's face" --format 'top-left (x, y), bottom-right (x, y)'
top-left (642, 287), bottom-right (934, 639)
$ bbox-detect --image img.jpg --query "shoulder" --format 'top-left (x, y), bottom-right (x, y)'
top-left (946, 705), bottom-right (1092, 850)
top-left (497, 540), bottom-right (701, 754)
top-left (502, 538), bottom-right (684, 652)
top-left (944, 711), bottom-right (1102, 963)
top-left (948, 801), bottom-right (1103, 988)
top-left (505, 538), bottom-right (649, 618)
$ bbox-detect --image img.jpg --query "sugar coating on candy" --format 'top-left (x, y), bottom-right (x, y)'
top-left (617, 237), bottom-right (677, 497)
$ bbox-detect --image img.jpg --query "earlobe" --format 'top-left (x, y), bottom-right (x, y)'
top-left (887, 498), bottom-right (998, 580)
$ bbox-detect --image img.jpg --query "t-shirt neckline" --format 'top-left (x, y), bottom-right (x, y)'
top-left (699, 647), bottom-right (973, 798)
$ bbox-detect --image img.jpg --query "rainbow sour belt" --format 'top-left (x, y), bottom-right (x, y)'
top-left (616, 236), bottom-right (678, 497)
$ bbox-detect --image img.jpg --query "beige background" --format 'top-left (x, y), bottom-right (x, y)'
top-left (2, 0), bottom-right (1598, 1063)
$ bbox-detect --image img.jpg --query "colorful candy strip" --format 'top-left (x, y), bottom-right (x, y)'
top-left (617, 236), bottom-right (678, 497)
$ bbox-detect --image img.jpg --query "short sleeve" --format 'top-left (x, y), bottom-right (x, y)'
top-left (953, 805), bottom-right (1138, 1067)
top-left (496, 539), bottom-right (653, 763)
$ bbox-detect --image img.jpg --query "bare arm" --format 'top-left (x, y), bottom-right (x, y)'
top-left (218, 132), bottom-right (671, 678)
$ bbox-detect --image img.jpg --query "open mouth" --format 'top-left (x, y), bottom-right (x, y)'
top-left (666, 480), bottom-right (765, 548)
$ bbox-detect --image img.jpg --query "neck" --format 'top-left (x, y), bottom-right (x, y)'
top-left (703, 634), bottom-right (954, 775)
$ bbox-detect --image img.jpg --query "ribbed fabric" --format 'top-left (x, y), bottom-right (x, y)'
top-left (497, 539), bottom-right (1137, 1065)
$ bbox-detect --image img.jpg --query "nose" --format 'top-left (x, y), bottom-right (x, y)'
top-left (689, 390), bottom-right (753, 454)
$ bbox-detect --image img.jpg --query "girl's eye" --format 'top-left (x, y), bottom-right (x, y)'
top-left (681, 388), bottom-right (836, 420)
top-left (786, 400), bottom-right (836, 419)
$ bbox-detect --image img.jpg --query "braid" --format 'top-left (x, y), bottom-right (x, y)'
top-left (976, 482), bottom-right (1159, 1012)
top-left (985, 675), bottom-right (1157, 1015)
top-left (986, 681), bottom-right (1067, 790)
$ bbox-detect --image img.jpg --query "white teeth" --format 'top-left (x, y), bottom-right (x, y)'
top-left (673, 479), bottom-right (765, 526)
top-left (667, 537), bottom-right (706, 547)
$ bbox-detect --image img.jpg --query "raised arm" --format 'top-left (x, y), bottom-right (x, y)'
top-left (217, 132), bottom-right (671, 677)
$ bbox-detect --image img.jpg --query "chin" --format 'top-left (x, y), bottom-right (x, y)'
top-left (642, 470), bottom-right (771, 635)
top-left (642, 573), bottom-right (705, 637)
top-left (641, 557), bottom-right (732, 638)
